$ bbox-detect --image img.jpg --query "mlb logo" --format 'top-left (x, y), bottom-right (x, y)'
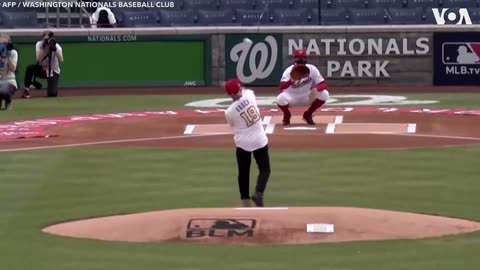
top-left (442, 42), bottom-right (480, 65)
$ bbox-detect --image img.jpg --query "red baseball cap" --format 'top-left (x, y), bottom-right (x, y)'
top-left (224, 78), bottom-right (242, 95)
top-left (293, 49), bottom-right (307, 58)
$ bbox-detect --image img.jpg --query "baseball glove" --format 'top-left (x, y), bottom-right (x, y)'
top-left (290, 65), bottom-right (310, 81)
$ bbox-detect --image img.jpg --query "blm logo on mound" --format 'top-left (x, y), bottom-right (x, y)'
top-left (186, 219), bottom-right (257, 238)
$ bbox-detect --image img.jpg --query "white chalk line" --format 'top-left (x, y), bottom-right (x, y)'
top-left (324, 126), bottom-right (480, 141)
top-left (184, 125), bottom-right (195, 134)
top-left (407, 123), bottom-right (417, 133)
top-left (262, 116), bottom-right (272, 125)
top-left (235, 207), bottom-right (289, 210)
top-left (334, 115), bottom-right (344, 124)
top-left (0, 133), bottom-right (230, 153)
top-left (379, 133), bottom-right (480, 141)
top-left (326, 123), bottom-right (336, 134)
top-left (265, 123), bottom-right (275, 134)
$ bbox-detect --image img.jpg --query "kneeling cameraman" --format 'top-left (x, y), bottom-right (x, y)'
top-left (22, 30), bottom-right (63, 98)
top-left (0, 34), bottom-right (18, 110)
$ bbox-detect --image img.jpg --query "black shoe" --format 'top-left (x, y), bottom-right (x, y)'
top-left (302, 112), bottom-right (315, 125)
top-left (251, 192), bottom-right (264, 207)
top-left (282, 114), bottom-right (291, 126)
top-left (22, 88), bottom-right (30, 99)
top-left (5, 101), bottom-right (12, 110)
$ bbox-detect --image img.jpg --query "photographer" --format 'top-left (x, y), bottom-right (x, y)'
top-left (22, 30), bottom-right (63, 98)
top-left (0, 34), bottom-right (18, 110)
top-left (91, 7), bottom-right (117, 28)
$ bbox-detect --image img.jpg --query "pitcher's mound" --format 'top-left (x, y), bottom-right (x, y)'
top-left (42, 207), bottom-right (480, 245)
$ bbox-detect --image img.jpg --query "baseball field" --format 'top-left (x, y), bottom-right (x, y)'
top-left (1, 89), bottom-right (480, 269)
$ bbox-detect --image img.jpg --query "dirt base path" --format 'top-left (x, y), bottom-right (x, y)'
top-left (1, 111), bottom-right (480, 151)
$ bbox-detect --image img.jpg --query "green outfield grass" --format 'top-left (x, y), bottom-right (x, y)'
top-left (1, 93), bottom-right (480, 269)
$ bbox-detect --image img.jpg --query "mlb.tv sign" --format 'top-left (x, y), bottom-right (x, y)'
top-left (432, 8), bottom-right (472, 25)
top-left (434, 32), bottom-right (480, 85)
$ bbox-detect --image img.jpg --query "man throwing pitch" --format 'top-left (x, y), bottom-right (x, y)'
top-left (277, 49), bottom-right (329, 125)
top-left (224, 78), bottom-right (271, 207)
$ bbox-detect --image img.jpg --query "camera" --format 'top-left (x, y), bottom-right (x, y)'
top-left (0, 42), bottom-right (13, 58)
top-left (42, 37), bottom-right (57, 52)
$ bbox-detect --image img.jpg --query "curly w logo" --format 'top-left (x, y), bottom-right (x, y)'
top-left (226, 34), bottom-right (282, 85)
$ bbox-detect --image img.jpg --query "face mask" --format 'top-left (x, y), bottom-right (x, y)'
top-left (295, 58), bottom-right (307, 65)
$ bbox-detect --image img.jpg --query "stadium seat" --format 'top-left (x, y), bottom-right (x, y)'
top-left (255, 0), bottom-right (293, 10)
top-left (119, 10), bottom-right (158, 27)
top-left (441, 0), bottom-right (478, 7)
top-left (0, 11), bottom-right (38, 28)
top-left (349, 8), bottom-right (388, 24)
top-left (236, 9), bottom-right (271, 25)
top-left (197, 9), bottom-right (236, 25)
top-left (469, 8), bottom-right (480, 23)
top-left (308, 8), bottom-right (320, 24)
top-left (387, 7), bottom-right (424, 24)
top-left (271, 8), bottom-right (310, 24)
top-left (219, 0), bottom-right (256, 10)
top-left (182, 0), bottom-right (220, 10)
top-left (368, 0), bottom-right (406, 8)
top-left (407, 0), bottom-right (440, 9)
top-left (293, 0), bottom-right (319, 9)
top-left (324, 0), bottom-right (367, 9)
top-left (320, 8), bottom-right (348, 25)
top-left (158, 9), bottom-right (197, 26)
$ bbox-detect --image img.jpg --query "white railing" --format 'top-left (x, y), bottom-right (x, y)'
top-left (40, 0), bottom-right (91, 27)
top-left (2, 24), bottom-right (480, 35)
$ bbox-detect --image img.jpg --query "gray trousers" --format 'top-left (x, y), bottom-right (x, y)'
top-left (0, 83), bottom-right (17, 107)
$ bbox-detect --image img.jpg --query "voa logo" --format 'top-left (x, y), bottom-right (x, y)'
top-left (432, 8), bottom-right (472, 25)
top-left (229, 36), bottom-right (278, 83)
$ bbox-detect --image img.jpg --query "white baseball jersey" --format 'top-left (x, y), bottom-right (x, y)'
top-left (225, 89), bottom-right (268, 152)
top-left (281, 64), bottom-right (325, 94)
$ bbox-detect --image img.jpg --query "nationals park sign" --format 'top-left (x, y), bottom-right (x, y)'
top-left (287, 37), bottom-right (430, 78)
top-left (225, 33), bottom-right (432, 86)
top-left (225, 34), bottom-right (283, 86)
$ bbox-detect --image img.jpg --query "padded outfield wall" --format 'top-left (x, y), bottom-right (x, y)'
top-left (3, 26), bottom-right (480, 88)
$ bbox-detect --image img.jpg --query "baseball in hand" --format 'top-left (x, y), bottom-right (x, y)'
top-left (243, 38), bottom-right (253, 44)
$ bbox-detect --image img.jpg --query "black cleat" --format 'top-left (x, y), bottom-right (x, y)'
top-left (22, 88), bottom-right (31, 99)
top-left (302, 112), bottom-right (315, 125)
top-left (251, 192), bottom-right (264, 207)
top-left (282, 114), bottom-right (291, 126)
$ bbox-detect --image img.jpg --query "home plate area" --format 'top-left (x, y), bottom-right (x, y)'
top-left (184, 114), bottom-right (416, 135)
